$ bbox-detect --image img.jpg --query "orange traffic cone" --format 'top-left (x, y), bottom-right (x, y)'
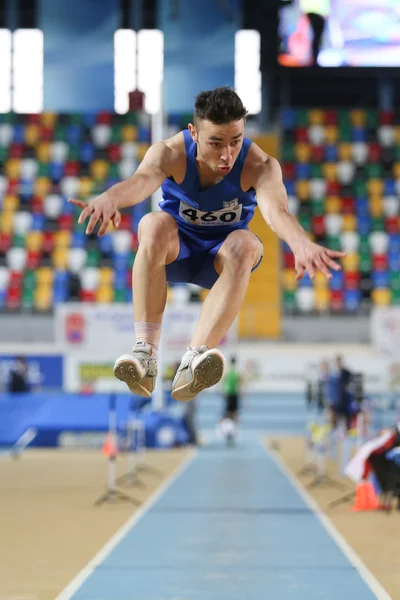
top-left (352, 480), bottom-right (380, 511)
top-left (102, 434), bottom-right (118, 458)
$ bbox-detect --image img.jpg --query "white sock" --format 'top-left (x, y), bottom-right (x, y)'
top-left (134, 322), bottom-right (161, 360)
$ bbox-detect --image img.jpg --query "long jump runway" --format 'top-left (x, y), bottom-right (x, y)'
top-left (57, 436), bottom-right (387, 600)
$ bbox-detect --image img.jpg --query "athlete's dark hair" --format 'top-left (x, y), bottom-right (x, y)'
top-left (193, 87), bottom-right (247, 126)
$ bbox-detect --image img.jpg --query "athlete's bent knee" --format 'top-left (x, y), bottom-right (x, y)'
top-left (224, 230), bottom-right (262, 269)
top-left (138, 212), bottom-right (178, 252)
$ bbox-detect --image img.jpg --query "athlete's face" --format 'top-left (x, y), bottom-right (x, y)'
top-left (188, 119), bottom-right (245, 176)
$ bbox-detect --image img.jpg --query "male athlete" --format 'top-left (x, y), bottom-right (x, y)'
top-left (70, 87), bottom-right (345, 402)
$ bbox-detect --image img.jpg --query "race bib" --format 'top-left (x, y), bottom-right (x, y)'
top-left (179, 200), bottom-right (242, 227)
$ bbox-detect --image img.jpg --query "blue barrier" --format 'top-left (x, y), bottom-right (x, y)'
top-left (0, 392), bottom-right (188, 449)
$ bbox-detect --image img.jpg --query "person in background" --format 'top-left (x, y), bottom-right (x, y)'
top-left (331, 354), bottom-right (355, 429)
top-left (222, 356), bottom-right (242, 422)
top-left (300, 0), bottom-right (330, 65)
top-left (7, 356), bottom-right (30, 393)
top-left (317, 359), bottom-right (331, 412)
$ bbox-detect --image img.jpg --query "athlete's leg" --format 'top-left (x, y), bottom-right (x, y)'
top-left (171, 230), bottom-right (262, 402)
top-left (190, 229), bottom-right (263, 347)
top-left (114, 212), bottom-right (180, 396)
top-left (133, 211), bottom-right (180, 323)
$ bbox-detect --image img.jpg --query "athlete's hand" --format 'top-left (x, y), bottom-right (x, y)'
top-left (293, 239), bottom-right (346, 280)
top-left (68, 194), bottom-right (121, 236)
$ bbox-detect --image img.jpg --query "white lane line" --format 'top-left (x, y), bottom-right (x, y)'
top-left (263, 442), bottom-right (392, 600)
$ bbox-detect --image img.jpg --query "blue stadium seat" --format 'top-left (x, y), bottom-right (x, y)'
top-left (98, 233), bottom-right (113, 254)
top-left (355, 198), bottom-right (369, 216)
top-left (357, 215), bottom-right (371, 235)
top-left (372, 271), bottom-right (389, 288)
top-left (112, 251), bottom-right (131, 270)
top-left (284, 181), bottom-right (295, 196)
top-left (13, 124), bottom-right (25, 143)
top-left (281, 109), bottom-right (296, 130)
top-left (83, 113), bottom-right (97, 128)
top-left (344, 289), bottom-right (361, 311)
top-left (19, 179), bottom-right (34, 200)
top-left (384, 179), bottom-right (396, 195)
top-left (324, 144), bottom-right (338, 162)
top-left (297, 273), bottom-right (313, 288)
top-left (50, 162), bottom-right (65, 181)
top-left (31, 214), bottom-right (45, 231)
top-left (114, 268), bottom-right (127, 290)
top-left (351, 127), bottom-right (367, 142)
top-left (66, 125), bottom-right (81, 145)
top-left (80, 142), bottom-right (95, 163)
top-left (388, 234), bottom-right (400, 252)
top-left (61, 198), bottom-right (74, 214)
top-left (295, 164), bottom-right (311, 179)
top-left (329, 270), bottom-right (344, 290)
top-left (388, 250), bottom-right (400, 271)
top-left (71, 231), bottom-right (86, 248)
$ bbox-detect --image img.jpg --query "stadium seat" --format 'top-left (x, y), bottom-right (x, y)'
top-left (6, 247), bottom-right (27, 271)
top-left (67, 248), bottom-right (87, 274)
top-left (296, 287), bottom-right (315, 312)
top-left (0, 266), bottom-right (10, 291)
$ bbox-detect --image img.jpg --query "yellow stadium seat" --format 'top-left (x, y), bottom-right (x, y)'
top-left (34, 284), bottom-right (52, 311)
top-left (99, 267), bottom-right (114, 285)
top-left (342, 214), bottom-right (357, 232)
top-left (54, 231), bottom-right (71, 248)
top-left (3, 194), bottom-right (19, 212)
top-left (34, 177), bottom-right (51, 196)
top-left (342, 252), bottom-right (359, 271)
top-left (393, 162), bottom-right (400, 180)
top-left (25, 124), bottom-right (41, 146)
top-left (295, 143), bottom-right (311, 162)
top-left (52, 248), bottom-right (68, 269)
top-left (121, 125), bottom-right (137, 142)
top-left (325, 126), bottom-right (338, 144)
top-left (314, 271), bottom-right (328, 288)
top-left (40, 112), bottom-right (57, 128)
top-left (282, 269), bottom-right (297, 292)
top-left (315, 288), bottom-right (330, 311)
top-left (322, 163), bottom-right (337, 181)
top-left (79, 177), bottom-right (94, 198)
top-left (5, 159), bottom-right (21, 179)
top-left (395, 127), bottom-right (400, 143)
top-left (372, 288), bottom-right (391, 306)
top-left (338, 143), bottom-right (352, 161)
top-left (325, 196), bottom-right (342, 213)
top-left (26, 231), bottom-right (43, 252)
top-left (36, 266), bottom-right (53, 286)
top-left (296, 180), bottom-right (309, 201)
top-left (367, 179), bottom-right (383, 195)
top-left (137, 143), bottom-right (149, 161)
top-left (369, 195), bottom-right (383, 218)
top-left (96, 284), bottom-right (113, 303)
top-left (90, 160), bottom-right (109, 181)
top-left (36, 141), bottom-right (51, 163)
top-left (350, 110), bottom-right (366, 127)
top-left (0, 211), bottom-right (13, 234)
top-left (308, 110), bottom-right (324, 125)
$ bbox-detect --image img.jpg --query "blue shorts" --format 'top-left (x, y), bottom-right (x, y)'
top-left (166, 226), bottom-right (263, 290)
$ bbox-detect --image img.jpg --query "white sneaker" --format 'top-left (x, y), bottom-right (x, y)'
top-left (114, 342), bottom-right (157, 397)
top-left (171, 346), bottom-right (225, 402)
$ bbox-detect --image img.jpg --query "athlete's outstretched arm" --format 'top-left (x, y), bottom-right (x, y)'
top-left (253, 156), bottom-right (345, 280)
top-left (69, 142), bottom-right (174, 236)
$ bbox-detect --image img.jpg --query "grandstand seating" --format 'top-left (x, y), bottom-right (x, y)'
top-left (0, 111), bottom-right (152, 311)
top-left (282, 109), bottom-right (400, 314)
